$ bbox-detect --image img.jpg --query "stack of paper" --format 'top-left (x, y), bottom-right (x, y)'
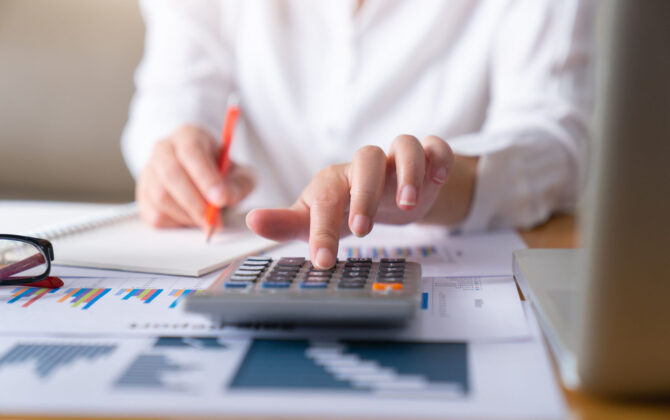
top-left (0, 201), bottom-right (565, 419)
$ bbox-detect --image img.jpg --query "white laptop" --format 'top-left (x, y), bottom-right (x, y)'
top-left (513, 0), bottom-right (670, 397)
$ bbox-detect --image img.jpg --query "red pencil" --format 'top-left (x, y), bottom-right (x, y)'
top-left (205, 95), bottom-right (240, 242)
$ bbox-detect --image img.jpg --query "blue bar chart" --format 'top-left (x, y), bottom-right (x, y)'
top-left (0, 343), bottom-right (116, 378)
top-left (231, 339), bottom-right (469, 396)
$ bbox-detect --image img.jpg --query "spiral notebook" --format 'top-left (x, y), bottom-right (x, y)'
top-left (11, 202), bottom-right (276, 277)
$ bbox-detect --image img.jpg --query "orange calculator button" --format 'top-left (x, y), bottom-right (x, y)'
top-left (372, 282), bottom-right (403, 292)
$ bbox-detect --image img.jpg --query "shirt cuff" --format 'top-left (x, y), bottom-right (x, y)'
top-left (451, 133), bottom-right (575, 233)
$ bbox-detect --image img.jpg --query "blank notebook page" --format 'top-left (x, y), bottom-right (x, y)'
top-left (52, 216), bottom-right (276, 277)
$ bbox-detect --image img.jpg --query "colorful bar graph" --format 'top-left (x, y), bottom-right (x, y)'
top-left (420, 246), bottom-right (437, 257)
top-left (7, 287), bottom-right (109, 310)
top-left (8, 287), bottom-right (58, 307)
top-left (60, 288), bottom-right (111, 310)
top-left (168, 289), bottom-right (198, 309)
top-left (117, 288), bottom-right (164, 304)
top-left (7, 285), bottom-right (202, 310)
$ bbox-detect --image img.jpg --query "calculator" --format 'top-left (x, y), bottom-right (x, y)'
top-left (185, 256), bottom-right (422, 326)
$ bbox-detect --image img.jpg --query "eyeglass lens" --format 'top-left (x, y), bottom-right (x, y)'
top-left (0, 239), bottom-right (49, 282)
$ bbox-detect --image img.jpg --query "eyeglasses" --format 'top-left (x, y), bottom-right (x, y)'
top-left (0, 234), bottom-right (55, 286)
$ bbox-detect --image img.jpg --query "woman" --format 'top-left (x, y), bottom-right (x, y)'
top-left (122, 0), bottom-right (594, 268)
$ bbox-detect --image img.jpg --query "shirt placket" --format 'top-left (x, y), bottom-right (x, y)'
top-left (321, 2), bottom-right (357, 149)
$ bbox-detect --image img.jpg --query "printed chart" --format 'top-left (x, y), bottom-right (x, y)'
top-left (343, 244), bottom-right (443, 260)
top-left (0, 267), bottom-right (220, 335)
top-left (7, 286), bottom-right (203, 310)
top-left (0, 343), bottom-right (116, 378)
top-left (0, 334), bottom-right (564, 419)
top-left (231, 339), bottom-right (468, 396)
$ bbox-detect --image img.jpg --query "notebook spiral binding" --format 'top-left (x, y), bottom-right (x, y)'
top-left (24, 203), bottom-right (139, 241)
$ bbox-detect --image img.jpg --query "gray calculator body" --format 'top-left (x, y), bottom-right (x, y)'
top-left (185, 257), bottom-right (421, 326)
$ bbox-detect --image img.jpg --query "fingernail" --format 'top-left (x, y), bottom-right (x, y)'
top-left (399, 185), bottom-right (417, 207)
top-left (432, 166), bottom-right (448, 184)
top-left (207, 183), bottom-right (226, 206)
top-left (351, 214), bottom-right (371, 237)
top-left (315, 247), bottom-right (335, 269)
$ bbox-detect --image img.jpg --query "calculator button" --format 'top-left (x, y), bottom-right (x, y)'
top-left (268, 270), bottom-right (298, 276)
top-left (246, 257), bottom-right (271, 262)
top-left (375, 277), bottom-right (404, 284)
top-left (231, 274), bottom-right (259, 281)
top-left (299, 282), bottom-right (328, 289)
top-left (225, 282), bottom-right (251, 288)
top-left (341, 273), bottom-right (369, 281)
top-left (378, 265), bottom-right (405, 272)
top-left (261, 282), bottom-right (291, 289)
top-left (277, 257), bottom-right (305, 266)
top-left (340, 275), bottom-right (368, 282)
top-left (237, 267), bottom-right (265, 273)
top-left (342, 267), bottom-right (370, 273)
top-left (303, 276), bottom-right (331, 283)
top-left (309, 263), bottom-right (337, 271)
top-left (242, 261), bottom-right (270, 266)
top-left (305, 271), bottom-right (331, 277)
top-left (380, 258), bottom-right (405, 263)
top-left (343, 265), bottom-right (370, 271)
top-left (344, 265), bottom-right (371, 271)
top-left (346, 258), bottom-right (372, 264)
top-left (337, 281), bottom-right (366, 289)
top-left (377, 271), bottom-right (405, 278)
top-left (272, 267), bottom-right (301, 274)
top-left (265, 275), bottom-right (295, 283)
top-left (372, 282), bottom-right (403, 291)
top-left (343, 264), bottom-right (369, 269)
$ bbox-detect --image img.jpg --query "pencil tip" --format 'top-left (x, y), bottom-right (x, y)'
top-left (205, 227), bottom-right (214, 243)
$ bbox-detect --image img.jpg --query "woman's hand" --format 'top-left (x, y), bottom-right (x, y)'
top-left (136, 125), bottom-right (255, 228)
top-left (246, 135), bottom-right (461, 269)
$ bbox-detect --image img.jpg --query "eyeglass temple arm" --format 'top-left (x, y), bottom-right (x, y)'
top-left (0, 253), bottom-right (47, 280)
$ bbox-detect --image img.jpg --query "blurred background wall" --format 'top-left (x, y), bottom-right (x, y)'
top-left (0, 0), bottom-right (144, 202)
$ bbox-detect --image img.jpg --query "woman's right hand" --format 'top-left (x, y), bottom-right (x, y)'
top-left (136, 125), bottom-right (255, 229)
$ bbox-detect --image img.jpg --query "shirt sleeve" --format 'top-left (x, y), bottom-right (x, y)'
top-left (449, 0), bottom-right (595, 232)
top-left (121, 0), bottom-right (234, 178)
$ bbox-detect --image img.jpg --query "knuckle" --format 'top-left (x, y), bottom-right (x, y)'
top-left (350, 187), bottom-right (378, 203)
top-left (144, 209), bottom-right (166, 228)
top-left (312, 229), bottom-right (339, 246)
top-left (178, 133), bottom-right (202, 152)
top-left (311, 189), bottom-right (342, 208)
top-left (156, 159), bottom-right (182, 182)
top-left (151, 139), bottom-right (170, 158)
top-left (318, 164), bottom-right (340, 179)
top-left (392, 134), bottom-right (420, 149)
top-left (354, 145), bottom-right (385, 161)
top-left (153, 187), bottom-right (172, 206)
top-left (423, 135), bottom-right (449, 150)
top-left (423, 135), bottom-right (453, 161)
top-left (174, 124), bottom-right (198, 139)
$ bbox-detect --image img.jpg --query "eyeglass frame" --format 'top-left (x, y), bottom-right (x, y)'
top-left (0, 234), bottom-right (55, 286)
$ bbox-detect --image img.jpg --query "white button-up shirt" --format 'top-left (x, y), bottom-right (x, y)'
top-left (122, 0), bottom-right (594, 231)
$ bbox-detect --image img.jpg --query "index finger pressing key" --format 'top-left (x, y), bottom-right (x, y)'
top-left (305, 167), bottom-right (349, 269)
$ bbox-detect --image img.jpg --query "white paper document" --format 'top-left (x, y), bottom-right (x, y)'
top-left (267, 223), bottom-right (526, 277)
top-left (0, 201), bottom-right (564, 419)
top-left (0, 267), bottom-right (529, 341)
top-left (0, 334), bottom-right (564, 419)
